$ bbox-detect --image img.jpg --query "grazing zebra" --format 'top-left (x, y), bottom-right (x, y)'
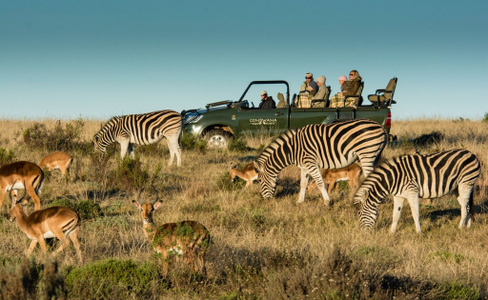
top-left (94, 110), bottom-right (182, 166)
top-left (354, 149), bottom-right (481, 233)
top-left (254, 119), bottom-right (388, 204)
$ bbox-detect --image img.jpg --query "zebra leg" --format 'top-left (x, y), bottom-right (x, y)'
top-left (390, 196), bottom-right (405, 233)
top-left (166, 135), bottom-right (181, 167)
top-left (128, 143), bottom-right (135, 159)
top-left (297, 167), bottom-right (310, 203)
top-left (119, 139), bottom-right (130, 158)
top-left (301, 164), bottom-right (330, 205)
top-left (457, 184), bottom-right (473, 228)
top-left (405, 194), bottom-right (422, 233)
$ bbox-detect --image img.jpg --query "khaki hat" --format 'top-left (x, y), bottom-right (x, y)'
top-left (261, 90), bottom-right (267, 96)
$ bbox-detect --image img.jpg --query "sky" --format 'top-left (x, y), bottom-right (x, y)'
top-left (1, 0), bottom-right (487, 120)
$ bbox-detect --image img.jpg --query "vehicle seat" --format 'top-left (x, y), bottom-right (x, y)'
top-left (277, 92), bottom-right (287, 108)
top-left (311, 86), bottom-right (331, 108)
top-left (343, 81), bottom-right (364, 108)
top-left (368, 77), bottom-right (398, 107)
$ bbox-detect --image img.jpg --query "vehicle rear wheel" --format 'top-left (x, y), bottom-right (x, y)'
top-left (205, 130), bottom-right (231, 149)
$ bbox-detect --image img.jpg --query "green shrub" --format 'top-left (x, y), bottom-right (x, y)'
top-left (112, 156), bottom-right (150, 191)
top-left (228, 137), bottom-right (248, 152)
top-left (65, 259), bottom-right (163, 299)
top-left (180, 132), bottom-right (207, 153)
top-left (23, 119), bottom-right (85, 152)
top-left (0, 147), bottom-right (15, 165)
top-left (483, 113), bottom-right (488, 123)
top-left (48, 198), bottom-right (102, 220)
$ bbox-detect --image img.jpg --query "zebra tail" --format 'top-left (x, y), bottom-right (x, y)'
top-left (469, 188), bottom-right (475, 222)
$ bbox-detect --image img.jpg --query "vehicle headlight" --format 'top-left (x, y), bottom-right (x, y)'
top-left (183, 112), bottom-right (203, 125)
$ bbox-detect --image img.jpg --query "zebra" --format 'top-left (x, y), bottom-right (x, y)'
top-left (354, 149), bottom-right (481, 233)
top-left (254, 119), bottom-right (388, 204)
top-left (93, 110), bottom-right (182, 166)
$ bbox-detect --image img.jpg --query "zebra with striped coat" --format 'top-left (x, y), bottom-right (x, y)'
top-left (94, 110), bottom-right (182, 166)
top-left (354, 149), bottom-right (481, 233)
top-left (254, 119), bottom-right (388, 204)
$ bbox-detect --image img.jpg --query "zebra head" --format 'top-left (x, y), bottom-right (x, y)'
top-left (93, 133), bottom-right (107, 156)
top-left (256, 164), bottom-right (278, 199)
top-left (355, 183), bottom-right (384, 230)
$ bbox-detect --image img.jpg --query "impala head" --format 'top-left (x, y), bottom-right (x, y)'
top-left (132, 187), bottom-right (162, 224)
top-left (9, 183), bottom-right (25, 222)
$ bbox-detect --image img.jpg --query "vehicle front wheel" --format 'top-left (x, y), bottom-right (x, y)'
top-left (205, 130), bottom-right (231, 149)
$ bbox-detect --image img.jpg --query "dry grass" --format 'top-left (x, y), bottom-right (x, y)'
top-left (0, 118), bottom-right (486, 299)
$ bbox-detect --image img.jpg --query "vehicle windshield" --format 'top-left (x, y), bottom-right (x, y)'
top-left (240, 83), bottom-right (288, 105)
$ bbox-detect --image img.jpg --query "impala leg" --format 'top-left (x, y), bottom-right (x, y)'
top-left (0, 189), bottom-right (5, 210)
top-left (37, 237), bottom-right (48, 254)
top-left (26, 240), bottom-right (38, 256)
top-left (390, 196), bottom-right (405, 233)
top-left (69, 227), bottom-right (83, 263)
top-left (25, 184), bottom-right (41, 210)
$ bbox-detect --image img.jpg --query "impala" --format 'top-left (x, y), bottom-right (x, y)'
top-left (308, 163), bottom-right (362, 194)
top-left (229, 162), bottom-right (258, 187)
top-left (39, 151), bottom-right (73, 177)
top-left (0, 161), bottom-right (44, 210)
top-left (9, 186), bottom-right (82, 262)
top-left (132, 189), bottom-right (211, 275)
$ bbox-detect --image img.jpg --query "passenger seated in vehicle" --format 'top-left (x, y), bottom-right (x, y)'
top-left (329, 70), bottom-right (362, 108)
top-left (258, 90), bottom-right (276, 109)
top-left (297, 72), bottom-right (317, 108)
top-left (311, 75), bottom-right (328, 107)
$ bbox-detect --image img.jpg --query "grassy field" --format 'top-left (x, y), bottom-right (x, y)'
top-left (0, 118), bottom-right (486, 299)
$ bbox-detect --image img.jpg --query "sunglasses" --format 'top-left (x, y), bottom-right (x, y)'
top-left (305, 77), bottom-right (311, 79)
top-left (349, 73), bottom-right (355, 76)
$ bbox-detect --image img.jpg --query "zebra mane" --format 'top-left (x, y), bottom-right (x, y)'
top-left (255, 129), bottom-right (296, 169)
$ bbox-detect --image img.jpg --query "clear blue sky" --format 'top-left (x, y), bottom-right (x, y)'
top-left (1, 0), bottom-right (487, 120)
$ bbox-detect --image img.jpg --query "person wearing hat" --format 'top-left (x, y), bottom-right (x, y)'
top-left (312, 75), bottom-right (328, 101)
top-left (297, 72), bottom-right (318, 108)
top-left (258, 90), bottom-right (276, 109)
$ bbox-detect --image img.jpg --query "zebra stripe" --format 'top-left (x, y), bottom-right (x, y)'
top-left (354, 149), bottom-right (481, 233)
top-left (255, 119), bottom-right (388, 204)
top-left (94, 110), bottom-right (182, 166)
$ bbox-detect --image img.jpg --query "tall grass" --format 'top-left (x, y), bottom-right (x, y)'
top-left (0, 118), bottom-right (486, 299)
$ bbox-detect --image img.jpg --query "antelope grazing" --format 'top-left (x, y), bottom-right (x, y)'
top-left (309, 163), bottom-right (362, 194)
top-left (229, 162), bottom-right (258, 187)
top-left (9, 187), bottom-right (82, 262)
top-left (132, 190), bottom-right (211, 275)
top-left (39, 151), bottom-right (73, 177)
top-left (0, 161), bottom-right (44, 210)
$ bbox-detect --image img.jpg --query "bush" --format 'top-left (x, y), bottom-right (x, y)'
top-left (23, 119), bottom-right (85, 152)
top-left (483, 113), bottom-right (488, 123)
top-left (111, 156), bottom-right (150, 191)
top-left (228, 137), bottom-right (248, 152)
top-left (0, 147), bottom-right (15, 166)
top-left (48, 198), bottom-right (102, 220)
top-left (180, 132), bottom-right (207, 153)
top-left (65, 259), bottom-right (163, 299)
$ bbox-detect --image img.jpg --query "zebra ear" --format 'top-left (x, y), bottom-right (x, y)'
top-left (253, 162), bottom-right (261, 173)
top-left (361, 189), bottom-right (369, 200)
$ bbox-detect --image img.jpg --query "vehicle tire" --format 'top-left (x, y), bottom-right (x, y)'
top-left (205, 130), bottom-right (231, 149)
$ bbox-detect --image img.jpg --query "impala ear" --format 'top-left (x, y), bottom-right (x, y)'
top-left (132, 200), bottom-right (142, 210)
top-left (153, 201), bottom-right (163, 210)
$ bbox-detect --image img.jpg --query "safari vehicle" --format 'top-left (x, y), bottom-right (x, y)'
top-left (182, 79), bottom-right (397, 148)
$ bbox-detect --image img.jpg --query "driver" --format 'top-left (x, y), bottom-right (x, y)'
top-left (258, 90), bottom-right (276, 109)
